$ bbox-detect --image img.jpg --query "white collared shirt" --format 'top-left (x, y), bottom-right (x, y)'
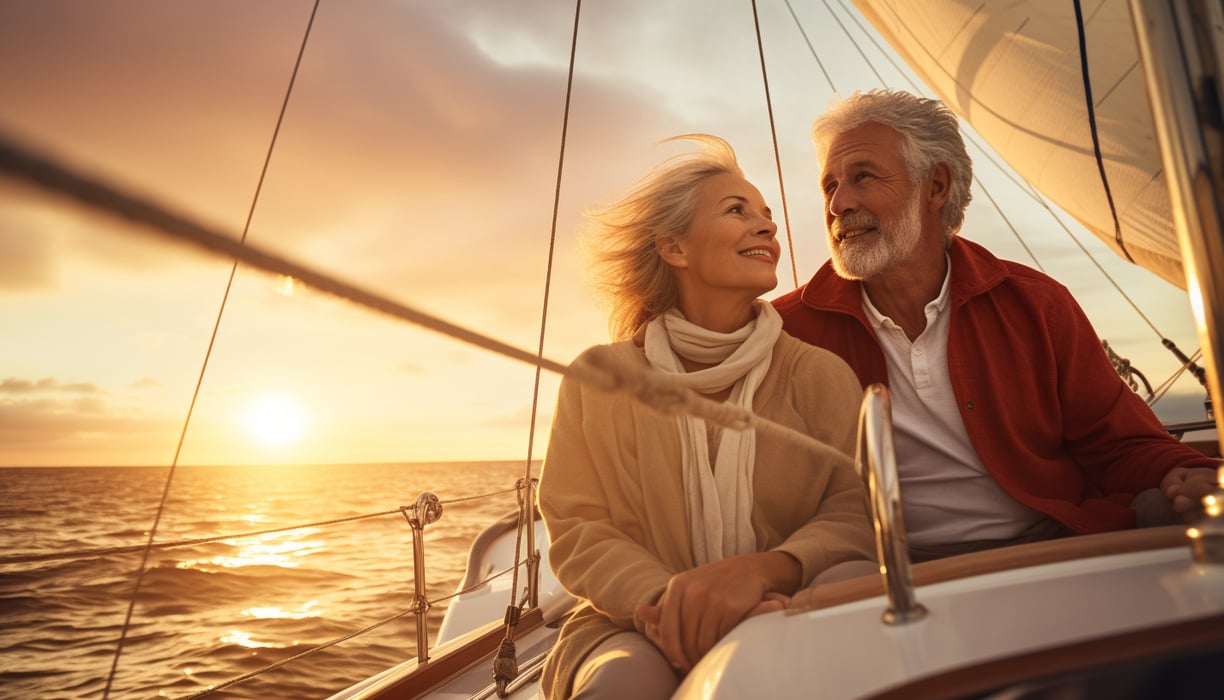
top-left (862, 256), bottom-right (1048, 546)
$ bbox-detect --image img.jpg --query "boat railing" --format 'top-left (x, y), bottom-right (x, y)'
top-left (856, 384), bottom-right (928, 625)
top-left (0, 475), bottom-right (540, 699)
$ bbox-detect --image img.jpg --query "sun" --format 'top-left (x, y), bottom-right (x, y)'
top-left (242, 393), bottom-right (309, 447)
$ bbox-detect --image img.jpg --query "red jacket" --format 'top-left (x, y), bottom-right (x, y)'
top-left (773, 237), bottom-right (1216, 533)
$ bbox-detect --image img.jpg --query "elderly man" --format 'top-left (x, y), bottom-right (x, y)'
top-left (774, 88), bottom-right (1220, 561)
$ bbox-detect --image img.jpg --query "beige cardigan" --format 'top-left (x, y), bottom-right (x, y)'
top-left (538, 332), bottom-right (876, 697)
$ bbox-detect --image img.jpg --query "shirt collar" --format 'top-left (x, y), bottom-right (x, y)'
top-left (861, 253), bottom-right (953, 331)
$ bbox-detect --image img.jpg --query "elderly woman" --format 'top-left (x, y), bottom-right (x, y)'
top-left (538, 135), bottom-right (876, 699)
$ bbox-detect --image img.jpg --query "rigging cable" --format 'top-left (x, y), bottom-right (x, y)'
top-left (819, 0), bottom-right (887, 85)
top-left (493, 2), bottom-right (585, 694)
top-left (99, 2), bottom-right (322, 698)
top-left (0, 483), bottom-right (518, 567)
top-left (752, 0), bottom-right (798, 288)
top-left (784, 0), bottom-right (837, 93)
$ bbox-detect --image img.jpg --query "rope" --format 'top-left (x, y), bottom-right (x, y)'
top-left (0, 133), bottom-right (847, 461)
top-left (1150, 347), bottom-right (1203, 404)
top-left (751, 0), bottom-right (799, 289)
top-left (100, 5), bottom-right (322, 698)
top-left (498, 4), bottom-right (582, 692)
top-left (569, 350), bottom-right (854, 471)
top-left (0, 132), bottom-right (573, 376)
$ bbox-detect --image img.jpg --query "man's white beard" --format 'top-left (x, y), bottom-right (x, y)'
top-left (830, 192), bottom-right (924, 280)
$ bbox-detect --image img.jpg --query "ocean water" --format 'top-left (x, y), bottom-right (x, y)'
top-left (0, 461), bottom-right (536, 700)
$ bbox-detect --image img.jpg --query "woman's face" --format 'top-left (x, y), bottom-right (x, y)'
top-left (668, 172), bottom-right (780, 300)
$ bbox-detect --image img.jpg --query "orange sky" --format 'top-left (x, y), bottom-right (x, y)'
top-left (0, 0), bottom-right (1211, 466)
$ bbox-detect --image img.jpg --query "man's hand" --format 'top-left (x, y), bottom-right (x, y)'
top-left (1161, 465), bottom-right (1222, 520)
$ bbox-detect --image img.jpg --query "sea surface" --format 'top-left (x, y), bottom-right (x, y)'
top-left (0, 461), bottom-right (536, 700)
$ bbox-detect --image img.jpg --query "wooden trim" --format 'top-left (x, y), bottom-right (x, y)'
top-left (866, 612), bottom-right (1224, 700)
top-left (790, 525), bottom-right (1190, 613)
top-left (348, 607), bottom-right (545, 699)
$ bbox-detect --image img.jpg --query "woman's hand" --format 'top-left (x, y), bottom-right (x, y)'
top-left (634, 551), bottom-right (800, 673)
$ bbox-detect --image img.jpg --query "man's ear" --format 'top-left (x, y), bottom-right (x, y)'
top-left (657, 236), bottom-right (688, 268)
top-left (926, 162), bottom-right (952, 212)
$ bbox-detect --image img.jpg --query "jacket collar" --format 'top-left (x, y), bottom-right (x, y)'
top-left (798, 237), bottom-right (1010, 316)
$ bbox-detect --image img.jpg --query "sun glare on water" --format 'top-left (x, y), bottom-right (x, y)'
top-left (242, 393), bottom-right (309, 447)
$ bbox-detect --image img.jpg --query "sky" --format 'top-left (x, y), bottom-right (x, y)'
top-left (0, 0), bottom-right (1213, 467)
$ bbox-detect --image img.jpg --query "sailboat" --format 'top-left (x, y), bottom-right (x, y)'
top-left (1, 0), bottom-right (1221, 698)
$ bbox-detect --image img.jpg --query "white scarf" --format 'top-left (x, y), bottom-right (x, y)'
top-left (643, 300), bottom-right (782, 565)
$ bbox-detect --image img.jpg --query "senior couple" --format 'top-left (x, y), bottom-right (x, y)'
top-left (534, 89), bottom-right (1221, 699)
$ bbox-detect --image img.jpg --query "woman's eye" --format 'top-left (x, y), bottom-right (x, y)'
top-left (728, 204), bottom-right (744, 214)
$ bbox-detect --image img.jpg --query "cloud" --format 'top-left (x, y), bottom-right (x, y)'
top-left (0, 395), bottom-right (170, 463)
top-left (0, 378), bottom-right (104, 395)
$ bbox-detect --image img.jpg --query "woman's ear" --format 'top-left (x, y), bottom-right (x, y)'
top-left (657, 236), bottom-right (688, 268)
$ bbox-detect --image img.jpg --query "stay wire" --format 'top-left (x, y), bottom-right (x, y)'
top-left (496, 3), bottom-right (583, 692)
top-left (751, 0), bottom-right (799, 289)
top-left (519, 0), bottom-right (582, 555)
top-left (784, 0), bottom-right (837, 93)
top-left (100, 2), bottom-right (322, 697)
top-left (822, 0), bottom-right (887, 85)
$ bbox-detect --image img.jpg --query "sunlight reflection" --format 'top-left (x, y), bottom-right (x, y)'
top-left (177, 528), bottom-right (326, 570)
top-left (220, 630), bottom-right (279, 649)
top-left (243, 600), bottom-right (322, 620)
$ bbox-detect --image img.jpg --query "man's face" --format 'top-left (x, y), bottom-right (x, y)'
top-left (820, 122), bottom-right (934, 281)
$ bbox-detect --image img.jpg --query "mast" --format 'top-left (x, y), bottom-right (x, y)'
top-left (1129, 0), bottom-right (1224, 455)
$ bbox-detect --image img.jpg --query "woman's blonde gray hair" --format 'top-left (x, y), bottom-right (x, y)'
top-left (812, 89), bottom-right (973, 240)
top-left (583, 134), bottom-right (743, 340)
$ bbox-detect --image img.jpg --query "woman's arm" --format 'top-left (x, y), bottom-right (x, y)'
top-left (538, 351), bottom-right (676, 629)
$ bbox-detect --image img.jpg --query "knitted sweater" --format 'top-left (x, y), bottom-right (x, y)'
top-left (538, 332), bottom-right (876, 698)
